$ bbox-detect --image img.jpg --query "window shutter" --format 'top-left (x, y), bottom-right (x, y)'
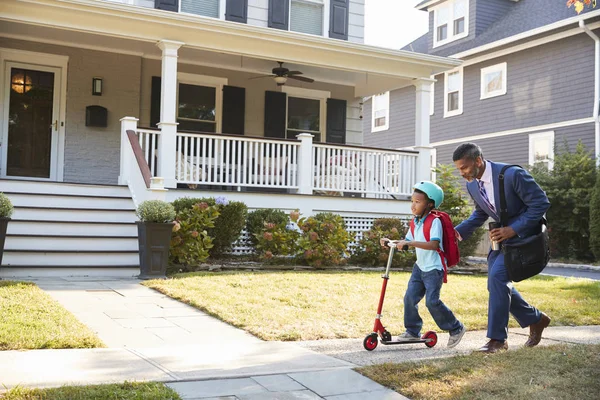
top-left (222, 86), bottom-right (246, 135)
top-left (326, 98), bottom-right (346, 144)
top-left (264, 91), bottom-right (287, 138)
top-left (154, 0), bottom-right (178, 12)
top-left (226, 0), bottom-right (247, 23)
top-left (268, 0), bottom-right (289, 30)
top-left (329, 0), bottom-right (349, 40)
top-left (150, 76), bottom-right (161, 128)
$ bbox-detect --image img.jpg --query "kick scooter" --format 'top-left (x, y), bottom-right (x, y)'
top-left (363, 240), bottom-right (438, 351)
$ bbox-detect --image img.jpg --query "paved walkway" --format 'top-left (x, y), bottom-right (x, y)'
top-left (1, 277), bottom-right (599, 399)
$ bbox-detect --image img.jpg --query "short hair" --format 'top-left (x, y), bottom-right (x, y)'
top-left (452, 143), bottom-right (483, 162)
top-left (413, 188), bottom-right (435, 208)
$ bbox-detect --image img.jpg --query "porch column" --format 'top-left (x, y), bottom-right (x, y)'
top-left (413, 79), bottom-right (434, 182)
top-left (296, 133), bottom-right (314, 195)
top-left (156, 40), bottom-right (184, 188)
top-left (118, 116), bottom-right (139, 185)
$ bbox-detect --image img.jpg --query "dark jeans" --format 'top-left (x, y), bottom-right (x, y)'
top-left (404, 264), bottom-right (463, 336)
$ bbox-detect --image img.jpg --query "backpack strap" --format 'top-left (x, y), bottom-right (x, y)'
top-left (498, 164), bottom-right (522, 227)
top-left (422, 213), bottom-right (448, 283)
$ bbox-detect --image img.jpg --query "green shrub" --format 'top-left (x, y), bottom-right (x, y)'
top-left (254, 210), bottom-right (301, 261)
top-left (169, 201), bottom-right (220, 266)
top-left (246, 208), bottom-right (288, 246)
top-left (591, 170), bottom-right (600, 259)
top-left (0, 193), bottom-right (13, 219)
top-left (351, 218), bottom-right (416, 268)
top-left (135, 200), bottom-right (175, 223)
top-left (297, 212), bottom-right (352, 268)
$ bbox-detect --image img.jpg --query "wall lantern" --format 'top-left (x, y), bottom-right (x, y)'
top-left (92, 77), bottom-right (103, 96)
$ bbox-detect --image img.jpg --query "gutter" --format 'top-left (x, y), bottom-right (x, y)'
top-left (580, 20), bottom-right (600, 163)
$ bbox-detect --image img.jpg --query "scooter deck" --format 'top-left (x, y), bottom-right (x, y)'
top-left (380, 339), bottom-right (433, 345)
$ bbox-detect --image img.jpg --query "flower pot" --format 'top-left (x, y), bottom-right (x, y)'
top-left (137, 221), bottom-right (173, 280)
top-left (0, 217), bottom-right (9, 267)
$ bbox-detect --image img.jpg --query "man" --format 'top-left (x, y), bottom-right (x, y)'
top-left (453, 143), bottom-right (551, 353)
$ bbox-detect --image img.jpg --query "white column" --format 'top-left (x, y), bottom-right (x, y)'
top-left (118, 116), bottom-right (139, 185)
top-left (156, 40), bottom-right (184, 188)
top-left (413, 79), bottom-right (434, 182)
top-left (296, 133), bottom-right (314, 195)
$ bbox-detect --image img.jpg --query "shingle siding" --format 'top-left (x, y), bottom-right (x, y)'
top-left (474, 0), bottom-right (512, 35)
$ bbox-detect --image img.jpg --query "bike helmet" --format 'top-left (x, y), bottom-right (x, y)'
top-left (413, 181), bottom-right (444, 208)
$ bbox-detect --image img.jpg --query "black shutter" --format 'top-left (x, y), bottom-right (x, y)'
top-left (329, 0), bottom-right (349, 40)
top-left (155, 0), bottom-right (178, 12)
top-left (222, 86), bottom-right (246, 135)
top-left (226, 0), bottom-right (248, 23)
top-left (268, 0), bottom-right (289, 30)
top-left (264, 91), bottom-right (287, 138)
top-left (150, 76), bottom-right (161, 128)
top-left (326, 98), bottom-right (346, 144)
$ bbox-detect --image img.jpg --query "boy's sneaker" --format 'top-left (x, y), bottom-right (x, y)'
top-left (397, 332), bottom-right (420, 341)
top-left (447, 325), bottom-right (466, 348)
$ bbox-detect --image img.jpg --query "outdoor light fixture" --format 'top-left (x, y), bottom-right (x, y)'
top-left (92, 77), bottom-right (103, 96)
top-left (274, 76), bottom-right (287, 86)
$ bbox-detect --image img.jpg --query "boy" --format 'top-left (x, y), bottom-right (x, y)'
top-left (380, 181), bottom-right (466, 348)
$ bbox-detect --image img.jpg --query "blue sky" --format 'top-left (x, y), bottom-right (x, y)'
top-left (364, 0), bottom-right (428, 49)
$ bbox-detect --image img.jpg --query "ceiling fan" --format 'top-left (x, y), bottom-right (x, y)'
top-left (250, 62), bottom-right (315, 86)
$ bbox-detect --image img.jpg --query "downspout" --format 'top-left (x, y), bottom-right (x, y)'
top-left (579, 20), bottom-right (600, 163)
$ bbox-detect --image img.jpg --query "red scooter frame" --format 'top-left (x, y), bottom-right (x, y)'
top-left (363, 241), bottom-right (438, 351)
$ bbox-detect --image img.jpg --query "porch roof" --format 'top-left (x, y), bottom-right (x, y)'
top-left (1, 0), bottom-right (461, 96)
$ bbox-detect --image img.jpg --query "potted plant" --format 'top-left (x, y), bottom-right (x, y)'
top-left (135, 200), bottom-right (176, 279)
top-left (0, 193), bottom-right (13, 269)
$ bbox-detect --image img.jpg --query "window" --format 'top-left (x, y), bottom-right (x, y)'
top-left (444, 68), bottom-right (463, 117)
top-left (180, 0), bottom-right (225, 19)
top-left (371, 92), bottom-right (389, 132)
top-left (176, 73), bottom-right (227, 133)
top-left (529, 132), bottom-right (554, 169)
top-left (290, 0), bottom-right (327, 36)
top-left (480, 62), bottom-right (507, 99)
top-left (433, 0), bottom-right (469, 47)
top-left (283, 86), bottom-right (329, 142)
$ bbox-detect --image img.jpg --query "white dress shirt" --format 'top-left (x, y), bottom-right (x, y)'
top-left (477, 160), bottom-right (496, 211)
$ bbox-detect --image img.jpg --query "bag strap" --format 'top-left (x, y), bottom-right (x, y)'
top-left (498, 164), bottom-right (522, 227)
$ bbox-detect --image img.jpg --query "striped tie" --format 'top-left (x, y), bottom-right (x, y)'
top-left (478, 180), bottom-right (496, 214)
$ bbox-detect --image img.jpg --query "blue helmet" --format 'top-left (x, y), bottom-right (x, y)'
top-left (413, 181), bottom-right (444, 208)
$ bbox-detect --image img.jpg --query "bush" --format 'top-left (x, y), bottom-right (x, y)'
top-left (246, 208), bottom-right (288, 246)
top-left (0, 193), bottom-right (13, 219)
top-left (351, 218), bottom-right (416, 268)
top-left (591, 171), bottom-right (600, 259)
top-left (172, 196), bottom-right (248, 257)
top-left (254, 210), bottom-right (301, 261)
top-left (297, 212), bottom-right (352, 268)
top-left (135, 200), bottom-right (175, 223)
top-left (170, 201), bottom-right (220, 267)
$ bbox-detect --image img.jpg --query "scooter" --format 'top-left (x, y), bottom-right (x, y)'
top-left (363, 240), bottom-right (438, 351)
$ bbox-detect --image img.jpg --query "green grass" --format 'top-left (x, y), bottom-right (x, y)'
top-left (0, 382), bottom-right (181, 400)
top-left (0, 281), bottom-right (104, 350)
top-left (357, 343), bottom-right (600, 400)
top-left (143, 271), bottom-right (600, 341)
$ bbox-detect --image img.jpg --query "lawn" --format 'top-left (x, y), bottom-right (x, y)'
top-left (358, 343), bottom-right (600, 400)
top-left (0, 382), bottom-right (181, 400)
top-left (143, 271), bottom-right (600, 341)
top-left (0, 281), bottom-right (104, 350)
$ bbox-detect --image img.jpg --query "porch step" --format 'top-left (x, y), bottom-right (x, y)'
top-left (7, 220), bottom-right (138, 236)
top-left (2, 251), bottom-right (139, 267)
top-left (12, 207), bottom-right (138, 223)
top-left (0, 179), bottom-right (130, 197)
top-left (4, 192), bottom-right (135, 209)
top-left (5, 235), bottom-right (139, 251)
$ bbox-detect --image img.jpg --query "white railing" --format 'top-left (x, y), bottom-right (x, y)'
top-left (313, 144), bottom-right (418, 198)
top-left (137, 128), bottom-right (160, 177)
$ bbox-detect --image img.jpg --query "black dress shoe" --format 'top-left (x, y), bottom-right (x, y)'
top-left (525, 313), bottom-right (551, 347)
top-left (478, 339), bottom-right (508, 354)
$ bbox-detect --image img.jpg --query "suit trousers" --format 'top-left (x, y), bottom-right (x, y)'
top-left (487, 249), bottom-right (541, 341)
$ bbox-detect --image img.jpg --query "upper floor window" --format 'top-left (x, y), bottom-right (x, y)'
top-left (291, 0), bottom-right (326, 36)
top-left (480, 62), bottom-right (507, 99)
top-left (444, 68), bottom-right (463, 118)
top-left (371, 92), bottom-right (389, 132)
top-left (181, 0), bottom-right (225, 19)
top-left (433, 0), bottom-right (468, 47)
top-left (529, 131), bottom-right (554, 170)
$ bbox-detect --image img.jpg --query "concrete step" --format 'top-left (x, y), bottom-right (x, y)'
top-left (7, 220), bottom-right (138, 237)
top-left (5, 235), bottom-right (140, 252)
top-left (12, 207), bottom-right (138, 223)
top-left (3, 251), bottom-right (140, 267)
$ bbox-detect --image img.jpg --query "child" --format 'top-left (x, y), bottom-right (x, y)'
top-left (380, 181), bottom-right (466, 348)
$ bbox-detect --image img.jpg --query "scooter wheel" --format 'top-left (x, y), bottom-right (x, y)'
top-left (422, 330), bottom-right (438, 348)
top-left (363, 334), bottom-right (378, 351)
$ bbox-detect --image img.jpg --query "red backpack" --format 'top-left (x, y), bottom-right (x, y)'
top-left (409, 210), bottom-right (460, 283)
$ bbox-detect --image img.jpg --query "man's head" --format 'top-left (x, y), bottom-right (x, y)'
top-left (453, 143), bottom-right (485, 182)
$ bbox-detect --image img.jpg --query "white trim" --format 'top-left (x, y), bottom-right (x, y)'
top-left (430, 80), bottom-right (435, 116)
top-left (177, 72), bottom-right (227, 133)
top-left (529, 131), bottom-right (554, 169)
top-left (432, 0), bottom-right (469, 48)
top-left (282, 85), bottom-right (329, 141)
top-left (371, 91), bottom-right (389, 133)
top-left (431, 117), bottom-right (594, 147)
top-left (480, 62), bottom-right (507, 100)
top-left (443, 67), bottom-right (463, 118)
top-left (430, 147), bottom-right (437, 181)
top-left (0, 48), bottom-right (67, 182)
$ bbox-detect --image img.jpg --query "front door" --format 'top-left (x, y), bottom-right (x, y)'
top-left (2, 63), bottom-right (61, 179)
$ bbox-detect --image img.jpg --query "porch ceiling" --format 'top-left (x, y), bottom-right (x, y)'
top-left (1, 0), bottom-right (462, 96)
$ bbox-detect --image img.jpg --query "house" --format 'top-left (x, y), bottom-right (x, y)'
top-left (0, 0), bottom-right (460, 277)
top-left (363, 0), bottom-right (599, 174)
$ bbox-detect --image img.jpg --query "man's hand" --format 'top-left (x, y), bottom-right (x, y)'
top-left (490, 226), bottom-right (517, 243)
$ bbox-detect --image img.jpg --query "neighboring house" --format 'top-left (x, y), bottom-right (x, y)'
top-left (363, 0), bottom-right (600, 173)
top-left (0, 0), bottom-right (460, 276)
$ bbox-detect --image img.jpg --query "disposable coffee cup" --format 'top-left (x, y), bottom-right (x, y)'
top-left (489, 222), bottom-right (501, 251)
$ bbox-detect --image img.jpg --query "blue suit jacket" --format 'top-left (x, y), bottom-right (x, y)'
top-left (455, 161), bottom-right (550, 245)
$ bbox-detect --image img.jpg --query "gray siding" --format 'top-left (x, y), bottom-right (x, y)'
top-left (474, 0), bottom-right (512, 35)
top-left (431, 34), bottom-right (595, 143)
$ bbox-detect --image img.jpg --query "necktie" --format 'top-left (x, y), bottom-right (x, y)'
top-left (478, 180), bottom-right (496, 214)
